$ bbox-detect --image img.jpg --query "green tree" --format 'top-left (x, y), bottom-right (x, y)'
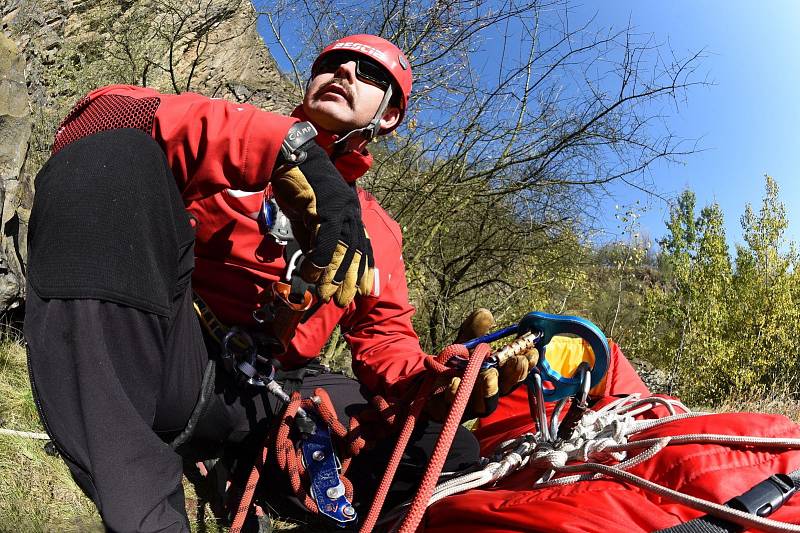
top-left (729, 175), bottom-right (800, 395)
top-left (646, 190), bottom-right (699, 394)
top-left (629, 190), bottom-right (733, 404)
top-left (632, 176), bottom-right (800, 405)
top-left (686, 202), bottom-right (734, 403)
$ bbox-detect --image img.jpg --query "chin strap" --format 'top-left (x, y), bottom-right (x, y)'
top-left (332, 85), bottom-right (394, 155)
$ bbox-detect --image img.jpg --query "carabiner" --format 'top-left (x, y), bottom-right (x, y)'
top-left (575, 362), bottom-right (591, 409)
top-left (258, 195), bottom-right (292, 245)
top-left (528, 371), bottom-right (552, 442)
top-left (222, 327), bottom-right (266, 387)
top-left (555, 362), bottom-right (592, 440)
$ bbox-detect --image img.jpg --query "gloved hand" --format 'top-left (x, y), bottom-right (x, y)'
top-left (426, 308), bottom-right (539, 422)
top-left (271, 141), bottom-right (374, 307)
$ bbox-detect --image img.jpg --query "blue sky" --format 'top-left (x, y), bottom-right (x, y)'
top-left (260, 2), bottom-right (800, 249)
top-left (577, 1), bottom-right (800, 248)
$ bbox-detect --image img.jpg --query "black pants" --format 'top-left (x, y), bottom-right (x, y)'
top-left (24, 129), bottom-right (479, 532)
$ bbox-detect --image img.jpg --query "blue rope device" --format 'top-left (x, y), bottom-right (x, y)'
top-left (461, 312), bottom-right (609, 402)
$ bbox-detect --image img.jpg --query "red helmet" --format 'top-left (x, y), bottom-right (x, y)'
top-left (313, 34), bottom-right (413, 134)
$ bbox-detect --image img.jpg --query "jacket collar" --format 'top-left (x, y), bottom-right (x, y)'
top-left (291, 106), bottom-right (373, 183)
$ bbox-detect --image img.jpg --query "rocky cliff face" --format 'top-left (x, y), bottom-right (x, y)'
top-left (0, 31), bottom-right (30, 311)
top-left (0, 0), bottom-right (301, 312)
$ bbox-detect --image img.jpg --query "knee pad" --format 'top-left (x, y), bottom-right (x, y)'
top-left (28, 128), bottom-right (194, 316)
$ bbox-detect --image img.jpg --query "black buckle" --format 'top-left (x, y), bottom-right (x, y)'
top-left (727, 473), bottom-right (797, 517)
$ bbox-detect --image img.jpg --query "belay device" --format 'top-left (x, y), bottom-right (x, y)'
top-left (462, 311), bottom-right (610, 399)
top-left (461, 311), bottom-right (609, 442)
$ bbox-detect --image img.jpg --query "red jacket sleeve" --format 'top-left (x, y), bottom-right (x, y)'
top-left (55, 85), bottom-right (298, 201)
top-left (337, 194), bottom-right (429, 399)
top-left (341, 258), bottom-right (428, 400)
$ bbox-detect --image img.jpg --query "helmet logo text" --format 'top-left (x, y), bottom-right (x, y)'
top-left (332, 42), bottom-right (388, 62)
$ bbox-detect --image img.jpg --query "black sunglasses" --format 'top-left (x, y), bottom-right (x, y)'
top-left (314, 51), bottom-right (393, 90)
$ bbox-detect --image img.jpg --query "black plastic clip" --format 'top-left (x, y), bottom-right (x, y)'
top-left (727, 473), bottom-right (797, 517)
top-left (279, 121), bottom-right (318, 166)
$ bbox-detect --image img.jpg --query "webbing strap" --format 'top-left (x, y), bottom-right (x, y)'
top-left (192, 293), bottom-right (232, 345)
top-left (656, 516), bottom-right (747, 533)
top-left (655, 470), bottom-right (800, 533)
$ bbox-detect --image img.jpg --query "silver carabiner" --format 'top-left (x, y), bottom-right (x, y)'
top-left (527, 371), bottom-right (551, 442)
top-left (575, 362), bottom-right (592, 409)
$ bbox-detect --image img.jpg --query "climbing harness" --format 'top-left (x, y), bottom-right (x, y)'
top-left (194, 286), bottom-right (365, 531)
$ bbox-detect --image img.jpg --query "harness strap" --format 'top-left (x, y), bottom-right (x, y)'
top-left (655, 470), bottom-right (800, 533)
top-left (193, 293), bottom-right (245, 348)
top-left (657, 517), bottom-right (750, 533)
top-left (164, 292), bottom-right (234, 449)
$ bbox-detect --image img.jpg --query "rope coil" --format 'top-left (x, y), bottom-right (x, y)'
top-left (419, 393), bottom-right (800, 533)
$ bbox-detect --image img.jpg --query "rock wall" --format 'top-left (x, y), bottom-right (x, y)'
top-left (0, 31), bottom-right (30, 311)
top-left (0, 0), bottom-right (301, 312)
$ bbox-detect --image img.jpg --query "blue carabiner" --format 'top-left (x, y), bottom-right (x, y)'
top-left (518, 311), bottom-right (609, 401)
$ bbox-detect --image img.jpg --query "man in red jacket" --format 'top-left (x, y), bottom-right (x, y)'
top-left (24, 35), bottom-right (532, 531)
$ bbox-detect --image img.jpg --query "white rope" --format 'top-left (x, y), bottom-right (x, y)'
top-left (422, 393), bottom-right (800, 531)
top-left (428, 435), bottom-right (538, 505)
top-left (619, 396), bottom-right (691, 417)
top-left (626, 411), bottom-right (713, 434)
top-left (0, 428), bottom-right (50, 440)
top-left (542, 461), bottom-right (800, 533)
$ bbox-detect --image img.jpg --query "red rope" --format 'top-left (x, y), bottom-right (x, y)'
top-left (230, 343), bottom-right (487, 531)
top-left (231, 385), bottom-right (382, 527)
top-left (229, 430), bottom-right (272, 533)
top-left (358, 374), bottom-right (437, 533)
top-left (397, 343), bottom-right (490, 533)
top-left (358, 343), bottom-right (489, 533)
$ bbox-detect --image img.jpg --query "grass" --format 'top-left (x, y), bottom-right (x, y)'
top-left (0, 337), bottom-right (101, 532)
top-left (701, 384), bottom-right (800, 422)
top-left (0, 333), bottom-right (320, 532)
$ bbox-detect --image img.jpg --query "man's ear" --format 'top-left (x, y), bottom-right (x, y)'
top-left (379, 106), bottom-right (401, 132)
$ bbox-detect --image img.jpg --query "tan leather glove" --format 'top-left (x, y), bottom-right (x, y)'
top-left (271, 137), bottom-right (373, 307)
top-left (426, 309), bottom-right (539, 422)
